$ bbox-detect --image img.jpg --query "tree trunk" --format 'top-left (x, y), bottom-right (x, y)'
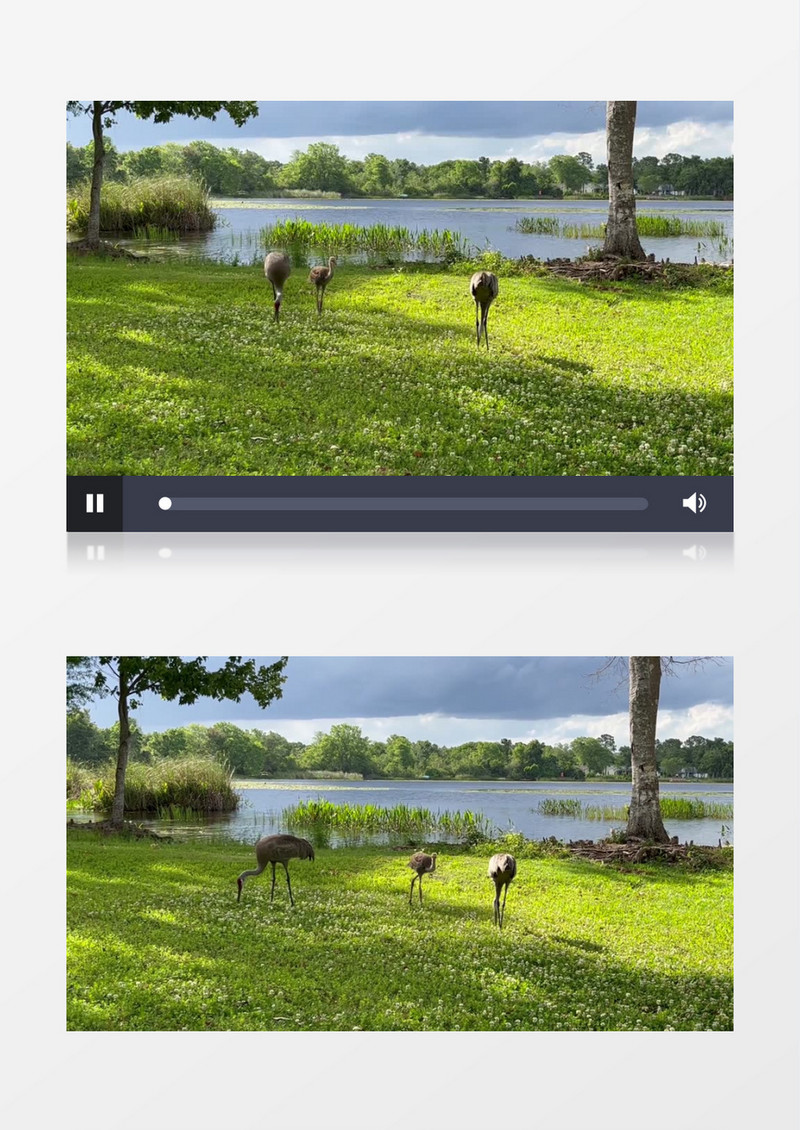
top-left (603, 101), bottom-right (646, 261)
top-left (86, 101), bottom-right (106, 250)
top-left (626, 657), bottom-right (669, 842)
top-left (110, 676), bottom-right (130, 828)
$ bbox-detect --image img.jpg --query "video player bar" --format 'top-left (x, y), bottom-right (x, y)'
top-left (67, 476), bottom-right (733, 533)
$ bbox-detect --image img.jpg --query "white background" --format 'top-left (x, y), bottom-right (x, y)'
top-left (3, 2), bottom-right (799, 1127)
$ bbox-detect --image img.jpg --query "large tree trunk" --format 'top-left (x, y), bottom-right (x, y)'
top-left (110, 676), bottom-right (130, 828)
top-left (86, 101), bottom-right (106, 250)
top-left (626, 657), bottom-right (669, 842)
top-left (603, 101), bottom-right (646, 260)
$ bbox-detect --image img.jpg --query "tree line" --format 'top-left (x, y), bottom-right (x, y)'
top-left (66, 713), bottom-right (734, 781)
top-left (66, 139), bottom-right (733, 200)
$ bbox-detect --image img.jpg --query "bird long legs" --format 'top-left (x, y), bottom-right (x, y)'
top-left (270, 861), bottom-right (295, 906)
top-left (493, 882), bottom-right (508, 928)
top-left (475, 301), bottom-right (490, 348)
top-left (409, 874), bottom-right (424, 905)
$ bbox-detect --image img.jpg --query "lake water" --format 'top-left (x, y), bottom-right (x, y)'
top-left (85, 196), bottom-right (733, 265)
top-left (68, 778), bottom-right (733, 847)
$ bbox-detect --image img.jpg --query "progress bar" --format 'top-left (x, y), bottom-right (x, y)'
top-left (159, 496), bottom-right (649, 512)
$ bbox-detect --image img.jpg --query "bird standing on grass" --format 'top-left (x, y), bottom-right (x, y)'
top-left (488, 852), bottom-right (516, 928)
top-left (469, 269), bottom-right (498, 348)
top-left (408, 850), bottom-right (437, 905)
top-left (309, 256), bottom-right (337, 313)
top-left (264, 251), bottom-right (292, 323)
top-left (237, 833), bottom-right (314, 906)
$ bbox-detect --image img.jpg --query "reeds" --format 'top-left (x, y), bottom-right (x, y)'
top-left (259, 219), bottom-right (474, 260)
top-left (538, 797), bottom-right (733, 820)
top-left (515, 215), bottom-right (728, 240)
top-left (80, 756), bottom-right (239, 815)
top-left (67, 175), bottom-right (217, 234)
top-left (282, 798), bottom-right (494, 839)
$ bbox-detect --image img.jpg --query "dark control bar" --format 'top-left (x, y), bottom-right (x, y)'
top-left (66, 475), bottom-right (733, 531)
top-left (162, 496), bottom-right (649, 512)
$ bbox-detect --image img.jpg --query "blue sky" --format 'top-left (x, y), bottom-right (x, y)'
top-left (82, 656), bottom-right (734, 746)
top-left (66, 101), bottom-right (734, 165)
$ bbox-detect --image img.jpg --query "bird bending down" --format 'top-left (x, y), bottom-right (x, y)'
top-left (237, 833), bottom-right (315, 906)
top-left (408, 850), bottom-right (437, 905)
top-left (488, 852), bottom-right (516, 929)
top-left (469, 270), bottom-right (498, 348)
top-left (309, 256), bottom-right (337, 313)
top-left (264, 251), bottom-right (292, 322)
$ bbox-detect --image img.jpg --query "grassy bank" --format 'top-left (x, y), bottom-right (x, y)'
top-left (68, 756), bottom-right (239, 815)
top-left (67, 175), bottom-right (216, 235)
top-left (67, 258), bottom-right (732, 477)
top-left (67, 834), bottom-right (732, 1031)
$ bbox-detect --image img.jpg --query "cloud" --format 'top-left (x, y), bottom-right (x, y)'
top-left (67, 102), bottom-right (733, 163)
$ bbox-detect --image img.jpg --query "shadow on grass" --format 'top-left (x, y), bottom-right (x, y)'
top-left (67, 260), bottom-right (732, 476)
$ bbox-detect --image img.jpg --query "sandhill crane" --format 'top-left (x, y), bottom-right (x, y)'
top-left (264, 251), bottom-right (292, 323)
top-left (237, 833), bottom-right (314, 906)
top-left (309, 256), bottom-right (337, 314)
top-left (408, 850), bottom-right (437, 905)
top-left (488, 852), bottom-right (516, 929)
top-left (469, 270), bottom-right (499, 348)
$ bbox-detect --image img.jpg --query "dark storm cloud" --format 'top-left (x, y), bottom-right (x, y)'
top-left (66, 101), bottom-right (733, 146)
top-left (93, 657), bottom-right (732, 728)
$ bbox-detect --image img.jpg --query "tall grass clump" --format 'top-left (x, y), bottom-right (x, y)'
top-left (85, 756), bottom-right (239, 815)
top-left (515, 214), bottom-right (730, 241)
top-left (283, 799), bottom-right (493, 840)
top-left (513, 217), bottom-right (561, 235)
top-left (537, 798), bottom-right (583, 817)
top-left (259, 219), bottom-right (473, 260)
top-left (538, 796), bottom-right (732, 821)
top-left (581, 798), bottom-right (733, 821)
top-left (67, 176), bottom-right (217, 235)
top-left (67, 759), bottom-right (95, 800)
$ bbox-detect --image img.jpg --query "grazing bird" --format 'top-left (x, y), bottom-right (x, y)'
top-left (237, 833), bottom-right (314, 906)
top-left (488, 852), bottom-right (516, 929)
top-left (264, 251), bottom-right (292, 323)
top-left (309, 256), bottom-right (337, 313)
top-left (408, 850), bottom-right (437, 905)
top-left (469, 270), bottom-right (499, 348)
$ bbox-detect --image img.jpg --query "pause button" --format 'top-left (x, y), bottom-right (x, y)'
top-left (85, 493), bottom-right (104, 514)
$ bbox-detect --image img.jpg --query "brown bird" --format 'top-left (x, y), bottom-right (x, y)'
top-left (264, 251), bottom-right (292, 323)
top-left (237, 833), bottom-right (314, 906)
top-left (469, 270), bottom-right (499, 348)
top-left (309, 256), bottom-right (337, 313)
top-left (488, 852), bottom-right (516, 928)
top-left (408, 850), bottom-right (437, 905)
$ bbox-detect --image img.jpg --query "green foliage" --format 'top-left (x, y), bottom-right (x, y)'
top-left (516, 215), bottom-right (729, 240)
top-left (259, 219), bottom-right (473, 260)
top-left (67, 259), bottom-right (732, 478)
top-left (542, 798), bottom-right (734, 821)
top-left (67, 175), bottom-right (217, 234)
top-left (67, 837), bottom-right (733, 1031)
top-left (67, 758), bottom-right (96, 800)
top-left (66, 134), bottom-right (734, 200)
top-left (81, 756), bottom-right (239, 814)
top-left (91, 656), bottom-right (288, 711)
top-left (283, 799), bottom-right (494, 841)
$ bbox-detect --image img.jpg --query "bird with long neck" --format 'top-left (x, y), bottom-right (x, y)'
top-left (309, 256), bottom-right (337, 314)
top-left (237, 833), bottom-right (315, 906)
top-left (469, 269), bottom-right (499, 348)
top-left (488, 852), bottom-right (516, 929)
top-left (408, 850), bottom-right (437, 905)
top-left (264, 250), bottom-right (292, 323)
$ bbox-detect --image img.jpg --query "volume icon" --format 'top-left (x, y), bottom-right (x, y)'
top-left (682, 492), bottom-right (707, 514)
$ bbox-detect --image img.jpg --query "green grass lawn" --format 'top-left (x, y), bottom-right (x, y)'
top-left (67, 835), bottom-right (732, 1031)
top-left (66, 259), bottom-right (732, 476)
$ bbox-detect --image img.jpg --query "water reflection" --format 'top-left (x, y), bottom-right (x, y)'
top-left (67, 778), bottom-right (733, 847)
top-left (80, 196), bottom-right (733, 265)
